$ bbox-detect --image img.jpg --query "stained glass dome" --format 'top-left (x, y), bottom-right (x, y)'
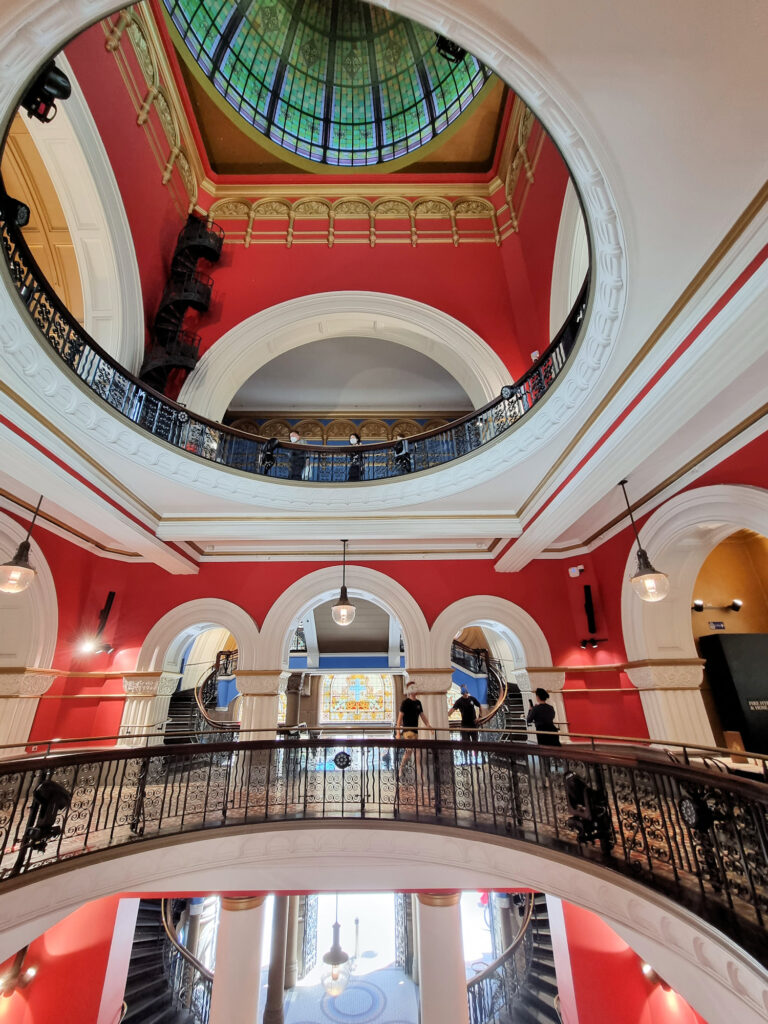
top-left (162, 0), bottom-right (490, 167)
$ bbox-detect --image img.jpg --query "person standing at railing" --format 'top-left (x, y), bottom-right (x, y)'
top-left (526, 688), bottom-right (561, 746)
top-left (289, 429), bottom-right (307, 481)
top-left (348, 432), bottom-right (363, 481)
top-left (450, 686), bottom-right (481, 745)
top-left (393, 433), bottom-right (412, 474)
top-left (259, 437), bottom-right (278, 475)
top-left (396, 681), bottom-right (432, 779)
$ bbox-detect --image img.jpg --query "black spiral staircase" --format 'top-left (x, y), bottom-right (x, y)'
top-left (123, 900), bottom-right (193, 1024)
top-left (140, 217), bottom-right (223, 393)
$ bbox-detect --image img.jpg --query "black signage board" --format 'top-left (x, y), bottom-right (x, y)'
top-left (699, 634), bottom-right (768, 754)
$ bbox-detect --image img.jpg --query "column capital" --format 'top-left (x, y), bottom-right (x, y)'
top-left (122, 671), bottom-right (180, 696)
top-left (235, 670), bottom-right (287, 696)
top-left (221, 895), bottom-right (266, 912)
top-left (406, 670), bottom-right (454, 695)
top-left (0, 668), bottom-right (56, 697)
top-left (417, 892), bottom-right (461, 907)
top-left (526, 669), bottom-right (566, 693)
top-left (626, 662), bottom-right (704, 691)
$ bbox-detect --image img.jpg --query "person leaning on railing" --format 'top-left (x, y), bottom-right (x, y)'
top-left (526, 687), bottom-right (561, 746)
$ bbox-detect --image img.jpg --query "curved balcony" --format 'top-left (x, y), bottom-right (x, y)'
top-left (0, 737), bottom-right (765, 965)
top-left (0, 205), bottom-right (589, 484)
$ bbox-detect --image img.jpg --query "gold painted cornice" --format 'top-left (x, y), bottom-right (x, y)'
top-left (221, 895), bottom-right (266, 912)
top-left (417, 891), bottom-right (461, 907)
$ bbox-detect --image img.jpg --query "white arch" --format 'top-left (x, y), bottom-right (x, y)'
top-left (0, 826), bottom-right (764, 1024)
top-left (136, 598), bottom-right (259, 672)
top-left (430, 595), bottom-right (553, 667)
top-left (178, 292), bottom-right (511, 421)
top-left (621, 485), bottom-right (768, 663)
top-left (549, 180), bottom-right (589, 339)
top-left (25, 56), bottom-right (144, 373)
top-left (260, 565), bottom-right (430, 668)
top-left (0, 512), bottom-right (57, 669)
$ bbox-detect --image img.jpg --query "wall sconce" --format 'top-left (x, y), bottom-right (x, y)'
top-left (0, 946), bottom-right (36, 996)
top-left (691, 599), bottom-right (742, 612)
top-left (641, 961), bottom-right (670, 991)
top-left (79, 591), bottom-right (116, 654)
top-left (580, 638), bottom-right (607, 650)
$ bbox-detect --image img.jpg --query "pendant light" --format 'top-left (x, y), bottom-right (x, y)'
top-left (321, 894), bottom-right (350, 997)
top-left (0, 495), bottom-right (42, 595)
top-left (332, 539), bottom-right (355, 626)
top-left (618, 480), bottom-right (669, 603)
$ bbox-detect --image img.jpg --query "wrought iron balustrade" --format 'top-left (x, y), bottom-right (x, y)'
top-left (0, 204), bottom-right (589, 483)
top-left (0, 737), bottom-right (766, 963)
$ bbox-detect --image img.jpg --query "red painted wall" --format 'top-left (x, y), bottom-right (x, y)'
top-left (0, 896), bottom-right (135, 1024)
top-left (556, 902), bottom-right (707, 1024)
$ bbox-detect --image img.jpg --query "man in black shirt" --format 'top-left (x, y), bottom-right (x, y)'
top-left (396, 682), bottom-right (432, 778)
top-left (450, 686), bottom-right (482, 743)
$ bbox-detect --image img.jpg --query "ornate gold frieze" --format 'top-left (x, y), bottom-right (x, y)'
top-left (227, 415), bottom-right (454, 443)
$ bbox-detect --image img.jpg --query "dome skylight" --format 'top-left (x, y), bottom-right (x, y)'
top-left (162, 0), bottom-right (490, 167)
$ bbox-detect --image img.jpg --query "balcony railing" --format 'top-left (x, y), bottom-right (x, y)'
top-left (0, 203), bottom-right (589, 483)
top-left (0, 737), bottom-right (766, 962)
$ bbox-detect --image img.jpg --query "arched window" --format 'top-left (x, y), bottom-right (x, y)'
top-left (320, 673), bottom-right (395, 723)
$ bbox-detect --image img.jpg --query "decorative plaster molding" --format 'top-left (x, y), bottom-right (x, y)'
top-left (626, 664), bottom-right (705, 691)
top-left (0, 672), bottom-right (54, 697)
top-left (122, 672), bottom-right (178, 696)
top-left (235, 671), bottom-right (287, 697)
top-left (429, 596), bottom-right (553, 668)
top-left (407, 671), bottom-right (454, 695)
top-left (178, 292), bottom-right (511, 419)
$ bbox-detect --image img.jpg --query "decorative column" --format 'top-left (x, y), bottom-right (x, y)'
top-left (263, 895), bottom-right (289, 1024)
top-left (284, 895), bottom-right (299, 989)
top-left (407, 670), bottom-right (454, 735)
top-left (235, 671), bottom-right (286, 740)
top-left (415, 893), bottom-right (469, 1024)
top-left (119, 673), bottom-right (180, 746)
top-left (0, 669), bottom-right (55, 757)
top-left (526, 670), bottom-right (568, 741)
top-left (626, 662), bottom-right (715, 747)
top-left (284, 673), bottom-right (303, 729)
top-left (209, 895), bottom-right (267, 1024)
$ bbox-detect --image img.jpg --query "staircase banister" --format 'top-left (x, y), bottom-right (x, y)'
top-left (466, 892), bottom-right (534, 988)
top-left (160, 898), bottom-right (213, 982)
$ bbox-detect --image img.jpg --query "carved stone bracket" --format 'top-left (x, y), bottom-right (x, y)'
top-left (122, 672), bottom-right (180, 697)
top-left (405, 670), bottom-right (454, 695)
top-left (626, 663), bottom-right (705, 691)
top-left (236, 670), bottom-right (287, 697)
top-left (0, 670), bottom-right (56, 697)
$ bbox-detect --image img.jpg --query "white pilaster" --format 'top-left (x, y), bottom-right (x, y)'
top-left (407, 670), bottom-right (454, 734)
top-left (118, 673), bottom-right (180, 746)
top-left (209, 896), bottom-right (267, 1024)
top-left (236, 671), bottom-right (286, 740)
top-left (416, 893), bottom-right (469, 1024)
top-left (626, 663), bottom-right (715, 747)
top-left (0, 670), bottom-right (55, 757)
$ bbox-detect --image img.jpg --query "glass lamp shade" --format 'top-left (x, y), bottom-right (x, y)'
top-left (321, 961), bottom-right (351, 997)
top-left (332, 586), bottom-right (356, 626)
top-left (0, 541), bottom-right (36, 594)
top-left (631, 549), bottom-right (670, 603)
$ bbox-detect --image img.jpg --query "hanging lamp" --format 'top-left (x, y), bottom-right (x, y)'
top-left (321, 894), bottom-right (351, 996)
top-left (331, 539), bottom-right (356, 626)
top-left (0, 496), bottom-right (42, 595)
top-left (618, 480), bottom-right (669, 603)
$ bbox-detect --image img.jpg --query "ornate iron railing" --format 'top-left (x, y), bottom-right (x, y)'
top-left (467, 893), bottom-right (535, 1024)
top-left (0, 738), bottom-right (766, 962)
top-left (0, 203), bottom-right (589, 483)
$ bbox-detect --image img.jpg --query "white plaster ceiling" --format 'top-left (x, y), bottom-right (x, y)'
top-left (226, 336), bottom-right (474, 415)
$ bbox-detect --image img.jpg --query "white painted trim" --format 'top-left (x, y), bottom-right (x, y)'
top-left (260, 565), bottom-right (430, 668)
top-left (178, 292), bottom-right (511, 420)
top-left (430, 595), bottom-right (553, 668)
top-left (136, 598), bottom-right (260, 672)
top-left (0, 511), bottom-right (57, 669)
top-left (25, 56), bottom-right (144, 374)
top-left (0, 826), bottom-right (764, 1023)
top-left (549, 180), bottom-right (589, 339)
top-left (621, 484), bottom-right (768, 664)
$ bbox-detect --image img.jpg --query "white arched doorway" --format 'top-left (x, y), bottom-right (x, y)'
top-left (620, 485), bottom-right (768, 746)
top-left (177, 292), bottom-right (511, 421)
top-left (0, 511), bottom-right (58, 753)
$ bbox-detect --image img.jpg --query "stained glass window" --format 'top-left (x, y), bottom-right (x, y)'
top-left (162, 0), bottom-right (490, 167)
top-left (320, 673), bottom-right (395, 722)
top-left (278, 689), bottom-right (287, 722)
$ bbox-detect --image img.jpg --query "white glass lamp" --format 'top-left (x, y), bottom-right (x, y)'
top-left (331, 539), bottom-right (356, 626)
top-left (321, 896), bottom-right (350, 996)
top-left (0, 496), bottom-right (42, 595)
top-left (619, 480), bottom-right (669, 603)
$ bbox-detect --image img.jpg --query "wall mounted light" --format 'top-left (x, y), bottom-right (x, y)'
top-left (79, 591), bottom-right (116, 654)
top-left (21, 60), bottom-right (71, 123)
top-left (331, 540), bottom-right (355, 626)
top-left (618, 480), bottom-right (669, 603)
top-left (0, 495), bottom-right (42, 595)
top-left (691, 599), bottom-right (743, 613)
top-left (580, 637), bottom-right (607, 650)
top-left (0, 946), bottom-right (36, 996)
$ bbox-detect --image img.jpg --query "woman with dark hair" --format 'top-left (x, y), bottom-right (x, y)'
top-left (526, 687), bottom-right (561, 746)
